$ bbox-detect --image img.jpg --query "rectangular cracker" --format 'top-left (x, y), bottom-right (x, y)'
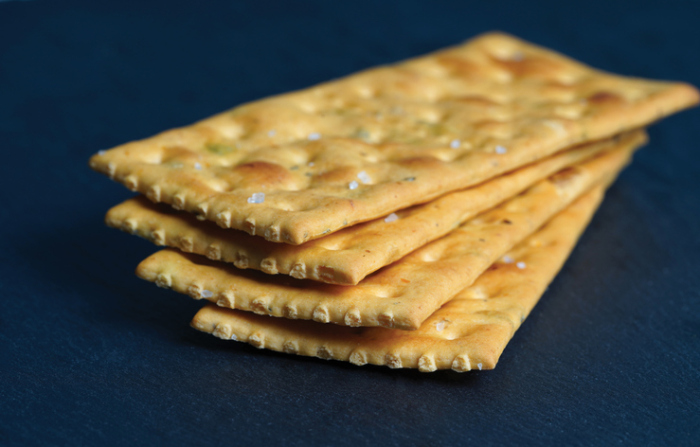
top-left (89, 32), bottom-right (698, 245)
top-left (136, 140), bottom-right (635, 330)
top-left (191, 185), bottom-right (607, 372)
top-left (108, 131), bottom-right (644, 285)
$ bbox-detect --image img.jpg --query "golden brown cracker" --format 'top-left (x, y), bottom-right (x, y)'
top-left (136, 141), bottom-right (634, 330)
top-left (191, 185), bottom-right (607, 371)
top-left (108, 131), bottom-right (643, 285)
top-left (90, 33), bottom-right (697, 244)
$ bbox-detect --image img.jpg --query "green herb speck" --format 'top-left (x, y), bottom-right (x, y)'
top-left (353, 128), bottom-right (371, 141)
top-left (206, 143), bottom-right (235, 155)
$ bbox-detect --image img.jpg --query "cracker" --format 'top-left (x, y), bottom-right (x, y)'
top-left (110, 131), bottom-right (644, 285)
top-left (191, 185), bottom-right (606, 371)
top-left (89, 32), bottom-right (697, 245)
top-left (136, 140), bottom-right (635, 330)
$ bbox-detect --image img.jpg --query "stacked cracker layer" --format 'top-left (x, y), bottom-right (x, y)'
top-left (90, 33), bottom-right (698, 372)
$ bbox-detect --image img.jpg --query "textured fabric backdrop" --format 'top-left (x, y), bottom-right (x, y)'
top-left (1, 1), bottom-right (698, 445)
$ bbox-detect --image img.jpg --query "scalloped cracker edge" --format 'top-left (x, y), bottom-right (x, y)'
top-left (136, 139), bottom-right (636, 330)
top-left (191, 185), bottom-right (607, 371)
top-left (90, 32), bottom-right (698, 244)
top-left (109, 131), bottom-right (643, 284)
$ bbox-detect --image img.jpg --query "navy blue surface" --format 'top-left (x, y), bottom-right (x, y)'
top-left (1, 1), bottom-right (699, 445)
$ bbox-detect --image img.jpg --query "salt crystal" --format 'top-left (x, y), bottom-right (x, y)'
top-left (348, 180), bottom-right (359, 190)
top-left (230, 334), bottom-right (238, 341)
top-left (495, 145), bottom-right (507, 154)
top-left (202, 290), bottom-right (213, 298)
top-left (308, 132), bottom-right (321, 141)
top-left (247, 192), bottom-right (265, 204)
top-left (357, 170), bottom-right (371, 184)
top-left (516, 262), bottom-right (526, 269)
top-left (98, 150), bottom-right (106, 156)
top-left (503, 255), bottom-right (514, 264)
top-left (384, 213), bottom-right (399, 223)
top-left (477, 363), bottom-right (483, 371)
top-left (194, 162), bottom-right (202, 170)
top-left (268, 130), bottom-right (276, 137)
top-left (450, 139), bottom-right (461, 149)
top-left (435, 321), bottom-right (446, 332)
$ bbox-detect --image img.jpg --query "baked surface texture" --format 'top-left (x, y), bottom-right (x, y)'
top-left (191, 184), bottom-right (607, 371)
top-left (89, 32), bottom-right (698, 244)
top-left (108, 132), bottom-right (642, 284)
top-left (136, 140), bottom-right (635, 330)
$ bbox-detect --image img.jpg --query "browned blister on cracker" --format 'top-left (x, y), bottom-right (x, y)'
top-left (136, 140), bottom-right (636, 330)
top-left (191, 185), bottom-right (607, 371)
top-left (108, 131), bottom-right (643, 285)
top-left (90, 33), bottom-right (698, 244)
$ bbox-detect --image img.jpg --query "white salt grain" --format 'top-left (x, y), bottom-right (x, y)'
top-left (194, 162), bottom-right (202, 170)
top-left (450, 139), bottom-right (461, 149)
top-left (517, 262), bottom-right (526, 269)
top-left (495, 145), bottom-right (507, 154)
top-left (357, 170), bottom-right (371, 184)
top-left (348, 181), bottom-right (359, 190)
top-left (503, 255), bottom-right (514, 264)
top-left (247, 192), bottom-right (265, 204)
top-left (202, 290), bottom-right (213, 298)
top-left (384, 213), bottom-right (399, 223)
top-left (308, 132), bottom-right (321, 141)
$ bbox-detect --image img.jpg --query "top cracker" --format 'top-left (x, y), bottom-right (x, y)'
top-left (90, 32), bottom-right (698, 244)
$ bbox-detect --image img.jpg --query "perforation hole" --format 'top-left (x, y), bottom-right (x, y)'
top-left (554, 103), bottom-right (585, 120)
top-left (296, 101), bottom-right (318, 114)
top-left (217, 122), bottom-right (246, 140)
top-left (203, 179), bottom-right (228, 193)
top-left (316, 239), bottom-right (344, 251)
top-left (432, 149), bottom-right (460, 163)
top-left (556, 71), bottom-right (583, 86)
top-left (464, 286), bottom-right (489, 300)
top-left (356, 86), bottom-right (377, 99)
top-left (373, 287), bottom-right (393, 298)
top-left (493, 70), bottom-right (513, 83)
top-left (488, 107), bottom-right (514, 122)
top-left (420, 251), bottom-right (439, 263)
top-left (144, 151), bottom-right (164, 165)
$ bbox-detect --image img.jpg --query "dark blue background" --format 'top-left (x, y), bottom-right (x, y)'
top-left (1, 1), bottom-right (699, 445)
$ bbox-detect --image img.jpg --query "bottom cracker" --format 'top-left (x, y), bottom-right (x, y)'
top-left (191, 185), bottom-right (607, 372)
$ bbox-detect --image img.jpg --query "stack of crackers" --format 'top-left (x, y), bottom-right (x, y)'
top-left (90, 33), bottom-right (698, 372)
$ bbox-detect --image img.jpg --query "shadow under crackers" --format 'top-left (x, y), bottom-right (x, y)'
top-left (13, 214), bottom-right (485, 392)
top-left (11, 217), bottom-right (201, 337)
